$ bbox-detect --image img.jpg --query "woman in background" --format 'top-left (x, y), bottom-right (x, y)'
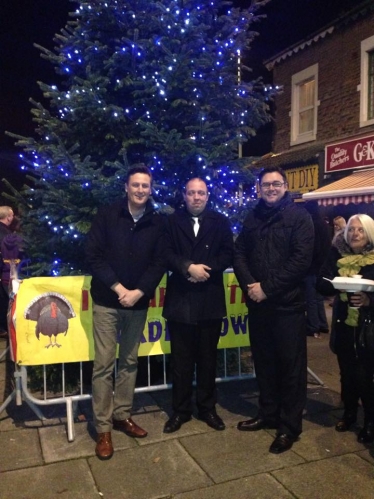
top-left (318, 214), bottom-right (374, 443)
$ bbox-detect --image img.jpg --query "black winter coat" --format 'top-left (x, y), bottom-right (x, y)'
top-left (317, 233), bottom-right (374, 353)
top-left (0, 222), bottom-right (11, 278)
top-left (85, 198), bottom-right (166, 309)
top-left (162, 208), bottom-right (233, 324)
top-left (234, 193), bottom-right (314, 311)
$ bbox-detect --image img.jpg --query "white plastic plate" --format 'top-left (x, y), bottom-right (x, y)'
top-left (330, 277), bottom-right (374, 292)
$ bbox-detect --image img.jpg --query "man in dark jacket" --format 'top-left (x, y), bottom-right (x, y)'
top-left (234, 167), bottom-right (314, 454)
top-left (85, 165), bottom-right (165, 460)
top-left (304, 201), bottom-right (332, 338)
top-left (162, 178), bottom-right (233, 433)
top-left (0, 206), bottom-right (14, 337)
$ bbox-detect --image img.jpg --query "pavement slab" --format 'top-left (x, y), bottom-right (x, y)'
top-left (180, 427), bottom-right (305, 483)
top-left (88, 439), bottom-right (213, 499)
top-left (272, 453), bottom-right (374, 499)
top-left (294, 413), bottom-right (371, 461)
top-left (173, 473), bottom-right (295, 499)
top-left (0, 428), bottom-right (43, 472)
top-left (1, 460), bottom-right (100, 499)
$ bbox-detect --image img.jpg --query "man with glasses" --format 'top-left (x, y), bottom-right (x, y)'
top-left (234, 166), bottom-right (314, 454)
top-left (162, 178), bottom-right (233, 433)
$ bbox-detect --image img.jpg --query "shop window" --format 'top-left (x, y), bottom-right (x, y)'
top-left (359, 35), bottom-right (374, 127)
top-left (290, 64), bottom-right (319, 146)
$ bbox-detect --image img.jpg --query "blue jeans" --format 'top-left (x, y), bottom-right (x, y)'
top-left (92, 303), bottom-right (147, 433)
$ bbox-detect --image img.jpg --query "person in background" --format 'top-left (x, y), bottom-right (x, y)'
top-left (333, 216), bottom-right (346, 239)
top-left (0, 206), bottom-right (15, 338)
top-left (304, 201), bottom-right (332, 338)
top-left (162, 178), bottom-right (233, 434)
top-left (234, 166), bottom-right (314, 454)
top-left (85, 165), bottom-right (165, 460)
top-left (317, 214), bottom-right (374, 443)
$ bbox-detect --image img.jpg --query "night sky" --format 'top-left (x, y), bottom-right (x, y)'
top-left (0, 0), bottom-right (360, 186)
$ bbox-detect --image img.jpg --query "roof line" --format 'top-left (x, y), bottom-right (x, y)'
top-left (265, 0), bottom-right (374, 70)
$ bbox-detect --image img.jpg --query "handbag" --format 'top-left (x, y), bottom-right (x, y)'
top-left (358, 309), bottom-right (374, 351)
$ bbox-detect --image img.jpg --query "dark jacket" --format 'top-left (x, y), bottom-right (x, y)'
top-left (234, 192), bottom-right (314, 312)
top-left (0, 222), bottom-right (11, 279)
top-left (1, 233), bottom-right (23, 285)
top-left (85, 197), bottom-right (166, 309)
top-left (308, 213), bottom-right (332, 275)
top-left (317, 232), bottom-right (374, 353)
top-left (162, 208), bottom-right (233, 324)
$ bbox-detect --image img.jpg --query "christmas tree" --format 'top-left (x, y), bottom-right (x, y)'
top-left (6, 0), bottom-right (273, 275)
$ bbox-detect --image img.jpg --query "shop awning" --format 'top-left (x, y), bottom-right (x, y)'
top-left (302, 169), bottom-right (374, 206)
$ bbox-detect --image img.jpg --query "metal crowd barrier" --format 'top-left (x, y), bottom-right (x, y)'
top-left (0, 347), bottom-right (255, 442)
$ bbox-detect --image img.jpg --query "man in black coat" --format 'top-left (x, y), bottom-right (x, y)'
top-left (234, 167), bottom-right (314, 454)
top-left (162, 178), bottom-right (233, 433)
top-left (86, 165), bottom-right (165, 460)
top-left (0, 206), bottom-right (15, 337)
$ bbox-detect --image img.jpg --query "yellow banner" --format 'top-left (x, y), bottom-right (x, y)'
top-left (14, 273), bottom-right (249, 365)
top-left (15, 276), bottom-right (94, 365)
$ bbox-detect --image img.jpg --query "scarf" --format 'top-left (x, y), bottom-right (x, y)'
top-left (337, 252), bottom-right (374, 326)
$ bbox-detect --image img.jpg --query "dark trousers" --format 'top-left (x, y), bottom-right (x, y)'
top-left (336, 326), bottom-right (374, 420)
top-left (168, 319), bottom-right (222, 418)
top-left (0, 282), bottom-right (9, 331)
top-left (248, 309), bottom-right (307, 437)
top-left (305, 274), bottom-right (329, 334)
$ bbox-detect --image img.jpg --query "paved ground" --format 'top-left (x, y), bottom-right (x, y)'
top-left (1, 305), bottom-right (374, 499)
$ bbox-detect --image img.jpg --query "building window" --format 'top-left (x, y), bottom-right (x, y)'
top-left (291, 64), bottom-right (319, 145)
top-left (359, 35), bottom-right (374, 127)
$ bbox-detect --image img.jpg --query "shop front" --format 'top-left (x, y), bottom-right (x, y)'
top-left (303, 133), bottom-right (374, 220)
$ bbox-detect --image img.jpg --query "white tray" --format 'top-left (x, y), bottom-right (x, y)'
top-left (329, 277), bottom-right (374, 292)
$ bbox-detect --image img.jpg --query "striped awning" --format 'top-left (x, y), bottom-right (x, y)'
top-left (302, 169), bottom-right (374, 206)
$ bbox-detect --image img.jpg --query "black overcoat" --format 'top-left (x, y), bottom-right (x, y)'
top-left (162, 208), bottom-right (233, 324)
top-left (234, 193), bottom-right (314, 312)
top-left (85, 197), bottom-right (166, 310)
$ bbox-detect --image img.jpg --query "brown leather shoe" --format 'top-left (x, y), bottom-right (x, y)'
top-left (113, 417), bottom-right (148, 438)
top-left (95, 432), bottom-right (113, 460)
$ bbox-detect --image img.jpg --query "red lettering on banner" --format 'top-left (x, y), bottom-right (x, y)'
top-left (148, 286), bottom-right (166, 308)
top-left (228, 284), bottom-right (246, 304)
top-left (82, 290), bottom-right (89, 311)
top-left (158, 287), bottom-right (165, 307)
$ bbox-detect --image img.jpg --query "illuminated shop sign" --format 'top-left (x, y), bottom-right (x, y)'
top-left (325, 133), bottom-right (374, 173)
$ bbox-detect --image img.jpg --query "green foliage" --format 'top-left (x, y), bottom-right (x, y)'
top-left (5, 0), bottom-right (273, 275)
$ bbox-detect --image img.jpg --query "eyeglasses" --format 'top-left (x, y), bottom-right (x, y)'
top-left (260, 181), bottom-right (285, 189)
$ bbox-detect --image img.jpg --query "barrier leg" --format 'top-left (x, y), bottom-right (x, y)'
top-left (66, 397), bottom-right (75, 442)
top-left (0, 391), bottom-right (16, 415)
top-left (0, 367), bottom-right (45, 420)
top-left (307, 366), bottom-right (324, 386)
top-left (0, 345), bottom-right (9, 362)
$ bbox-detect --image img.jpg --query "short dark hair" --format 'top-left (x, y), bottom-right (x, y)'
top-left (184, 177), bottom-right (207, 191)
top-left (126, 164), bottom-right (152, 183)
top-left (258, 166), bottom-right (287, 185)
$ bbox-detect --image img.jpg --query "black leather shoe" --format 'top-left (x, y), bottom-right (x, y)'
top-left (335, 413), bottom-right (357, 433)
top-left (199, 412), bottom-right (225, 431)
top-left (237, 416), bottom-right (278, 432)
top-left (357, 421), bottom-right (374, 443)
top-left (163, 414), bottom-right (191, 434)
top-left (269, 434), bottom-right (296, 454)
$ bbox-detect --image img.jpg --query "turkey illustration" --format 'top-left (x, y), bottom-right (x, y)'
top-left (24, 293), bottom-right (76, 348)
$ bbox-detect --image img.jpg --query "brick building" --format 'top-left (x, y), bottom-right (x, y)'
top-left (253, 0), bottom-right (374, 219)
